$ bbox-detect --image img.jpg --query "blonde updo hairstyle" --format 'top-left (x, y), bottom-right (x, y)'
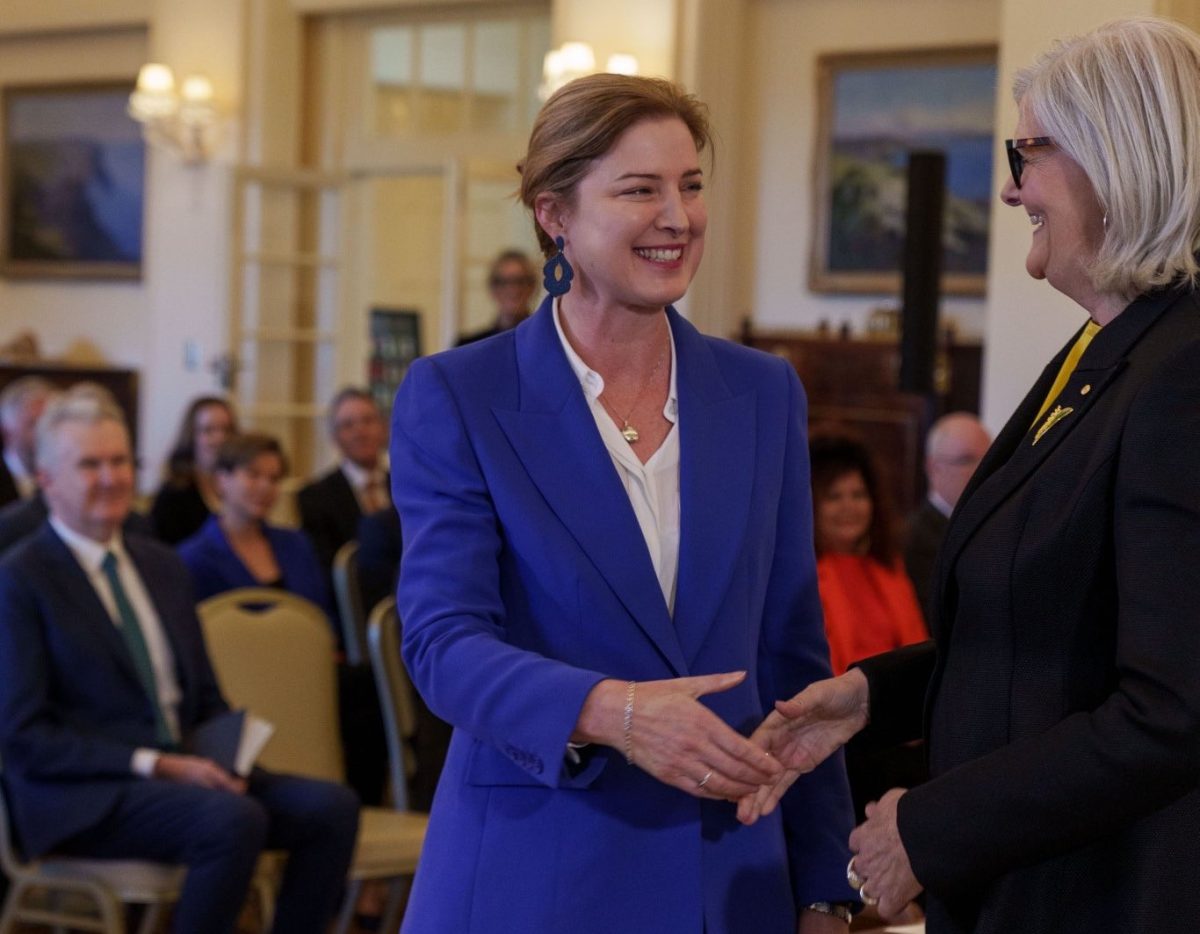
top-left (1014, 16), bottom-right (1200, 298)
top-left (518, 74), bottom-right (713, 258)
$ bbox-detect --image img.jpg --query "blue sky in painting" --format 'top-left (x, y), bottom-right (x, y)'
top-left (833, 63), bottom-right (997, 203)
top-left (834, 64), bottom-right (997, 139)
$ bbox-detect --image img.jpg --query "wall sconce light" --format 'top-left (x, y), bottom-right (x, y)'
top-left (128, 63), bottom-right (219, 164)
top-left (540, 43), bottom-right (640, 100)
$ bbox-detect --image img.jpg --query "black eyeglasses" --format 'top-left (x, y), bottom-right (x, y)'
top-left (1005, 136), bottom-right (1054, 188)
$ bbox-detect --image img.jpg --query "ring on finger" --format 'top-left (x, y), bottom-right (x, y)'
top-left (846, 857), bottom-right (865, 891)
top-left (859, 881), bottom-right (879, 907)
top-left (696, 769), bottom-right (714, 788)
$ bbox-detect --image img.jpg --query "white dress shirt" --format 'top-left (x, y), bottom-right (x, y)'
top-left (341, 458), bottom-right (390, 513)
top-left (553, 299), bottom-right (681, 614)
top-left (3, 448), bottom-right (36, 500)
top-left (49, 516), bottom-right (183, 776)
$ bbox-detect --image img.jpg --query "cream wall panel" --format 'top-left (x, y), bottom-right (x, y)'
top-left (980, 0), bottom-right (1157, 432)
top-left (0, 0), bottom-right (149, 36)
top-left (744, 0), bottom-right (1000, 341)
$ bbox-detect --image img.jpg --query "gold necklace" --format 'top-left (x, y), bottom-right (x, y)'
top-left (598, 346), bottom-right (667, 444)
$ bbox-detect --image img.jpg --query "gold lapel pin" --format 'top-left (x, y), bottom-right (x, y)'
top-left (1033, 404), bottom-right (1074, 446)
top-left (1080, 384), bottom-right (1091, 395)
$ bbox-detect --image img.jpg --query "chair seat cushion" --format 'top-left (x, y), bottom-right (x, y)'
top-left (37, 857), bottom-right (186, 900)
top-left (350, 808), bottom-right (428, 878)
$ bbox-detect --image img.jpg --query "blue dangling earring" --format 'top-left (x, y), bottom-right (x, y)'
top-left (542, 235), bottom-right (574, 296)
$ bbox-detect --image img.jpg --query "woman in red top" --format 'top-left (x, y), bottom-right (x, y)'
top-left (810, 433), bottom-right (927, 675)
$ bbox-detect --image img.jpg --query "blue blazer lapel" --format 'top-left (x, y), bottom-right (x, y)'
top-left (493, 298), bottom-right (687, 675)
top-left (670, 310), bottom-right (756, 665)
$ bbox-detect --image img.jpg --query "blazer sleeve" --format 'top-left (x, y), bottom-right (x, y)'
top-left (757, 361), bottom-right (859, 906)
top-left (0, 564), bottom-right (136, 779)
top-left (897, 339), bottom-right (1200, 894)
top-left (391, 357), bottom-right (608, 787)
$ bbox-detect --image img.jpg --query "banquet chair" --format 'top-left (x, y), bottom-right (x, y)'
top-left (197, 588), bottom-right (427, 934)
top-left (332, 541), bottom-right (368, 666)
top-left (0, 765), bottom-right (184, 934)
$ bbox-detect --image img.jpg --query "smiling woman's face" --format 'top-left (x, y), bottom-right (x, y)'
top-left (1000, 104), bottom-right (1107, 309)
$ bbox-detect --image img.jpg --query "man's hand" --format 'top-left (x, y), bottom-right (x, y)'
top-left (737, 668), bottom-right (870, 824)
top-left (849, 788), bottom-right (923, 920)
top-left (153, 753), bottom-right (247, 794)
top-left (575, 673), bottom-right (782, 802)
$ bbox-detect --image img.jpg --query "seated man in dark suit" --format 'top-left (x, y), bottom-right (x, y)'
top-left (0, 488), bottom-right (153, 557)
top-left (903, 411), bottom-right (991, 617)
top-left (0, 391), bottom-right (359, 934)
top-left (0, 375), bottom-right (53, 508)
top-left (297, 387), bottom-right (388, 578)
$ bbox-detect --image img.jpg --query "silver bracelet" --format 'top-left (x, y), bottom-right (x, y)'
top-left (623, 681), bottom-right (636, 765)
top-left (804, 901), bottom-right (853, 923)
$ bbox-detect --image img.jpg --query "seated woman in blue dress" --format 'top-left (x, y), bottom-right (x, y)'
top-left (179, 432), bottom-right (331, 613)
top-left (179, 432), bottom-right (388, 807)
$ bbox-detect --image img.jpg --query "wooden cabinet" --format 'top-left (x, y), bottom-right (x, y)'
top-left (738, 325), bottom-right (982, 519)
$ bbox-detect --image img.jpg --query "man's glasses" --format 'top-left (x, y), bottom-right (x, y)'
top-left (1005, 137), bottom-right (1053, 188)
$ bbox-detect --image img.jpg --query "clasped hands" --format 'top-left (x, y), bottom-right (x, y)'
top-left (576, 668), bottom-right (922, 917)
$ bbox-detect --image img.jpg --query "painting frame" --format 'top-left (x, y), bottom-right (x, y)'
top-left (0, 80), bottom-right (145, 280)
top-left (809, 46), bottom-right (998, 296)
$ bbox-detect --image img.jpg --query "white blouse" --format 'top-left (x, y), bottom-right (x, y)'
top-left (552, 299), bottom-right (681, 614)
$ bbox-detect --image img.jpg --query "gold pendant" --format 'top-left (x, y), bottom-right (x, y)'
top-left (621, 424), bottom-right (639, 444)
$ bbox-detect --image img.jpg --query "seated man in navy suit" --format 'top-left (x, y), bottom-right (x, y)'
top-left (0, 390), bottom-right (360, 934)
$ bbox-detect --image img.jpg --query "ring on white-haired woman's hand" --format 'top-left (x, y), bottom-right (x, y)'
top-left (696, 769), bottom-right (714, 788)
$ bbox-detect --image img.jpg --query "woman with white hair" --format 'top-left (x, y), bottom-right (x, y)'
top-left (742, 16), bottom-right (1200, 934)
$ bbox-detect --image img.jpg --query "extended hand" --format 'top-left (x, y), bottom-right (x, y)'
top-left (849, 788), bottom-right (923, 920)
top-left (575, 673), bottom-right (781, 801)
top-left (737, 668), bottom-right (870, 825)
top-left (153, 753), bottom-right (247, 794)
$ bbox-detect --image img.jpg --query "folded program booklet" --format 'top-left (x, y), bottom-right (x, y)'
top-left (187, 709), bottom-right (275, 776)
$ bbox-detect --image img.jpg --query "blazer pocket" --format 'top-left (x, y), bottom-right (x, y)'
top-left (465, 738), bottom-right (609, 789)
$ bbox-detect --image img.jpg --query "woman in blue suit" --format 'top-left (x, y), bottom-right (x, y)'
top-left (391, 75), bottom-right (857, 934)
top-left (178, 433), bottom-right (333, 616)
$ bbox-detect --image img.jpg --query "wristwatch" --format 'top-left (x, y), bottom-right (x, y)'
top-left (804, 901), bottom-right (854, 923)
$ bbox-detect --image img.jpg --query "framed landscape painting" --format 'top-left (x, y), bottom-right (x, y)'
top-left (1, 81), bottom-right (145, 279)
top-left (810, 47), bottom-right (997, 296)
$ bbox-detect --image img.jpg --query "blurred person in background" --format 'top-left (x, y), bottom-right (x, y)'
top-left (455, 249), bottom-right (538, 345)
top-left (150, 396), bottom-right (237, 545)
top-left (903, 413), bottom-right (991, 617)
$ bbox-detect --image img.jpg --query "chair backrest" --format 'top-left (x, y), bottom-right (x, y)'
top-left (332, 540), bottom-right (367, 665)
top-left (197, 588), bottom-right (344, 783)
top-left (367, 598), bottom-right (419, 812)
top-left (0, 764), bottom-right (32, 880)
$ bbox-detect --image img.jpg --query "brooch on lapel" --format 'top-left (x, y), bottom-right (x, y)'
top-left (1033, 404), bottom-right (1074, 446)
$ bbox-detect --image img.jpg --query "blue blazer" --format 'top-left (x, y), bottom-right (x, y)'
top-left (0, 525), bottom-right (228, 857)
top-left (178, 515), bottom-right (336, 621)
top-left (391, 298), bottom-right (856, 934)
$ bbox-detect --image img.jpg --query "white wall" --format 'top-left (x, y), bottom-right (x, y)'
top-left (979, 0), bottom-right (1158, 431)
top-left (742, 0), bottom-right (1001, 340)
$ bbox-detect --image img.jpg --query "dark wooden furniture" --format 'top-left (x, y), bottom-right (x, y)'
top-left (0, 364), bottom-right (140, 457)
top-left (738, 323), bottom-right (983, 519)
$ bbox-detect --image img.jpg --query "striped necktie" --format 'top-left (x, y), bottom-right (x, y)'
top-left (101, 551), bottom-right (174, 747)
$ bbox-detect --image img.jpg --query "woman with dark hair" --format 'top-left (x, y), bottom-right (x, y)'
top-left (150, 396), bottom-right (237, 544)
top-left (808, 433), bottom-right (927, 676)
top-left (177, 432), bottom-right (330, 613)
top-left (391, 73), bottom-right (856, 932)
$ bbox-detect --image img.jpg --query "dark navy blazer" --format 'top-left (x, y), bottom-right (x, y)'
top-left (177, 515), bottom-right (336, 621)
top-left (0, 525), bottom-right (228, 857)
top-left (391, 298), bottom-right (856, 934)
